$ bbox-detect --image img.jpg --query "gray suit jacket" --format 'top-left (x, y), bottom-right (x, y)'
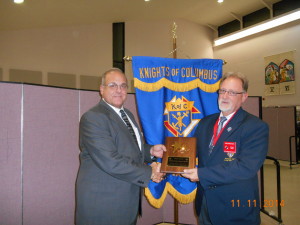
top-left (76, 100), bottom-right (153, 225)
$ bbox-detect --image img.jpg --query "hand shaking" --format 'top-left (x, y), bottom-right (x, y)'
top-left (150, 162), bottom-right (166, 183)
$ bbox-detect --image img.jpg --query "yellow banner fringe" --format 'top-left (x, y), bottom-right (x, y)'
top-left (134, 78), bottom-right (220, 93)
top-left (144, 183), bottom-right (197, 209)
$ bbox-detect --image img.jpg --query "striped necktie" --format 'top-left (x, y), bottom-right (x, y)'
top-left (120, 110), bottom-right (138, 146)
top-left (120, 109), bottom-right (142, 215)
top-left (217, 116), bottom-right (227, 135)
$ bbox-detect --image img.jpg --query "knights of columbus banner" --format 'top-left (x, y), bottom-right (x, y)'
top-left (132, 56), bottom-right (223, 208)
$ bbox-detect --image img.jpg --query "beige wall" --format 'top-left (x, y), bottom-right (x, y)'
top-left (0, 19), bottom-right (214, 92)
top-left (213, 20), bottom-right (300, 107)
top-left (0, 23), bottom-right (112, 89)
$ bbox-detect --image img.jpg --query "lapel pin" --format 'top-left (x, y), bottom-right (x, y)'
top-left (227, 127), bottom-right (232, 132)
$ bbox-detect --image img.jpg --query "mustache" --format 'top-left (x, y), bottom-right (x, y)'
top-left (219, 99), bottom-right (230, 104)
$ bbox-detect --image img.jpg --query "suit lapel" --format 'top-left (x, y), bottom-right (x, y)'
top-left (99, 101), bottom-right (125, 127)
top-left (99, 101), bottom-right (142, 153)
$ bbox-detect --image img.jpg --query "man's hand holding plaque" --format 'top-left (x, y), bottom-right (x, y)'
top-left (160, 137), bottom-right (196, 173)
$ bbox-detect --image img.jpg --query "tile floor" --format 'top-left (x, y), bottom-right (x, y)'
top-left (157, 160), bottom-right (300, 225)
top-left (261, 159), bottom-right (300, 225)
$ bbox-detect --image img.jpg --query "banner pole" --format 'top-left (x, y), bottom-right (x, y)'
top-left (171, 22), bottom-right (179, 225)
top-left (172, 22), bottom-right (177, 60)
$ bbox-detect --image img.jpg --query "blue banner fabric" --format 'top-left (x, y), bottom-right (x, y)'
top-left (132, 56), bottom-right (223, 208)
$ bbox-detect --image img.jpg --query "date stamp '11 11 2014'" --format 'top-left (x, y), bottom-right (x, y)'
top-left (231, 199), bottom-right (285, 208)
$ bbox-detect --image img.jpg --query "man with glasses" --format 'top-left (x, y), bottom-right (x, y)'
top-left (182, 72), bottom-right (269, 225)
top-left (76, 68), bottom-right (166, 225)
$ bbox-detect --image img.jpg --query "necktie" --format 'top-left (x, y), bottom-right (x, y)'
top-left (120, 110), bottom-right (138, 146)
top-left (209, 116), bottom-right (227, 155)
top-left (120, 110), bottom-right (142, 215)
top-left (217, 116), bottom-right (227, 135)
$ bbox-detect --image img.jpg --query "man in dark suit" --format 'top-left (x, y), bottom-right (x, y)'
top-left (182, 72), bottom-right (269, 225)
top-left (75, 68), bottom-right (166, 225)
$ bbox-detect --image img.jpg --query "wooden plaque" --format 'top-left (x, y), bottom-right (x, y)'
top-left (161, 137), bottom-right (196, 173)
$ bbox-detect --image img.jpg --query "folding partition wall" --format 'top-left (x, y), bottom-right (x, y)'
top-left (0, 82), bottom-right (261, 225)
top-left (0, 83), bottom-right (22, 225)
top-left (0, 82), bottom-right (163, 225)
top-left (262, 106), bottom-right (298, 162)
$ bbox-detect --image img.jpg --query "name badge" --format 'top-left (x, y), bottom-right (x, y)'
top-left (224, 142), bottom-right (236, 161)
top-left (224, 142), bottom-right (236, 153)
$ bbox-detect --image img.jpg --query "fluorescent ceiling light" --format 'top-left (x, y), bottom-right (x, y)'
top-left (14, 0), bottom-right (24, 3)
top-left (214, 9), bottom-right (300, 46)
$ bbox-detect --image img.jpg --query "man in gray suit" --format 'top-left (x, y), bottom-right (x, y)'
top-left (76, 68), bottom-right (166, 225)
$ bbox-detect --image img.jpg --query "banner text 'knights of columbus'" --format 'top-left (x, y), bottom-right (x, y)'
top-left (132, 56), bottom-right (223, 208)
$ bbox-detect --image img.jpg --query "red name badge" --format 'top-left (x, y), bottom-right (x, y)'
top-left (224, 142), bottom-right (236, 153)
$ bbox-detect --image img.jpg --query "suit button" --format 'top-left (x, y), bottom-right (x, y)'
top-left (138, 180), bottom-right (144, 184)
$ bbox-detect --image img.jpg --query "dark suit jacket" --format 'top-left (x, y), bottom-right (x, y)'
top-left (195, 107), bottom-right (269, 225)
top-left (76, 101), bottom-right (153, 225)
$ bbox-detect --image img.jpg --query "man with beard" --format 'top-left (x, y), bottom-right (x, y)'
top-left (182, 72), bottom-right (269, 225)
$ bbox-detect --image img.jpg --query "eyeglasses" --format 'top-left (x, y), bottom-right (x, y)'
top-left (218, 89), bottom-right (245, 96)
top-left (103, 82), bottom-right (128, 90)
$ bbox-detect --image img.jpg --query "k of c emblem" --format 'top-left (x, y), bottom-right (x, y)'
top-left (164, 96), bottom-right (201, 137)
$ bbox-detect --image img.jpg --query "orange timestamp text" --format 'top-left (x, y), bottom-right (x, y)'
top-left (231, 199), bottom-right (285, 208)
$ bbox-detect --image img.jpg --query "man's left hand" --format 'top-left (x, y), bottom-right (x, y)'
top-left (181, 168), bottom-right (199, 182)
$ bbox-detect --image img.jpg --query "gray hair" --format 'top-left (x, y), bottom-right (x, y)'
top-left (220, 72), bottom-right (249, 92)
top-left (100, 68), bottom-right (126, 85)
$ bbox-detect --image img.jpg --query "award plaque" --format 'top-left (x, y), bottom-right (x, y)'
top-left (161, 137), bottom-right (196, 173)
